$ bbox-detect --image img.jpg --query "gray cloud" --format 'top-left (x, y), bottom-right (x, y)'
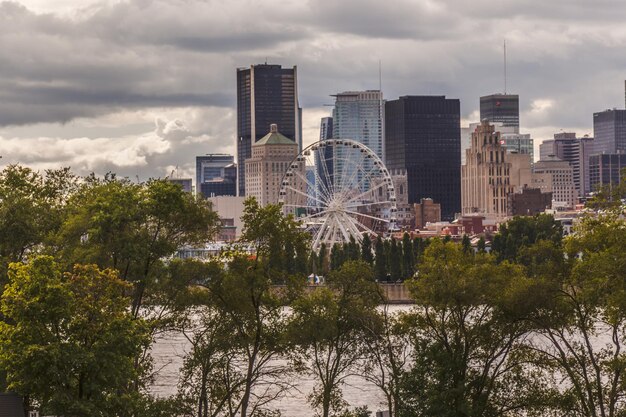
top-left (2, 0), bottom-right (626, 179)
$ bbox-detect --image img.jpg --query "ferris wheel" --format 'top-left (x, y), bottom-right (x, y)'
top-left (278, 139), bottom-right (397, 251)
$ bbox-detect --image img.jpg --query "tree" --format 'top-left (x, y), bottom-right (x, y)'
top-left (0, 165), bottom-right (77, 283)
top-left (359, 304), bottom-right (410, 417)
top-left (57, 177), bottom-right (219, 317)
top-left (240, 198), bottom-right (309, 280)
top-left (330, 243), bottom-right (345, 271)
top-left (401, 233), bottom-right (414, 279)
top-left (491, 214), bottom-right (562, 263)
top-left (290, 261), bottom-right (382, 417)
top-left (318, 243), bottom-right (330, 276)
top-left (374, 237), bottom-right (387, 281)
top-left (399, 240), bottom-right (550, 417)
top-left (519, 214), bottom-right (626, 417)
top-left (205, 256), bottom-right (298, 417)
top-left (477, 236), bottom-right (487, 253)
top-left (461, 234), bottom-right (472, 254)
top-left (360, 234), bottom-right (373, 265)
top-left (0, 256), bottom-right (149, 416)
top-left (389, 239), bottom-right (401, 282)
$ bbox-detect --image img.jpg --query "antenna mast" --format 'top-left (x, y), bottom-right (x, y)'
top-left (503, 39), bottom-right (507, 95)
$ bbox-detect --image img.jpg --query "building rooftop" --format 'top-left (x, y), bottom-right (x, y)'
top-left (254, 124), bottom-right (295, 146)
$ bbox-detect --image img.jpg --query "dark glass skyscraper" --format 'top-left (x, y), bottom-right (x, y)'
top-left (593, 109), bottom-right (626, 154)
top-left (480, 94), bottom-right (519, 129)
top-left (236, 64), bottom-right (300, 196)
top-left (385, 95), bottom-right (461, 220)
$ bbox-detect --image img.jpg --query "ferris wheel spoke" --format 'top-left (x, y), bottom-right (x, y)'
top-left (333, 156), bottom-right (367, 198)
top-left (291, 168), bottom-right (331, 204)
top-left (312, 218), bottom-right (330, 250)
top-left (285, 185), bottom-right (327, 207)
top-left (344, 209), bottom-right (390, 223)
top-left (310, 161), bottom-right (333, 204)
top-left (346, 200), bottom-right (389, 208)
top-left (296, 211), bottom-right (328, 223)
top-left (343, 181), bottom-right (388, 205)
top-left (317, 146), bottom-right (336, 197)
top-left (348, 214), bottom-right (378, 236)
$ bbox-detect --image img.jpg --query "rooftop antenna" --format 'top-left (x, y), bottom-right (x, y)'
top-left (503, 39), bottom-right (507, 95)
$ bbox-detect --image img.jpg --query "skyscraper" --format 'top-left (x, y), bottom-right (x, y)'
top-left (385, 95), bottom-right (461, 220)
top-left (331, 91), bottom-right (383, 159)
top-left (480, 94), bottom-right (520, 129)
top-left (236, 64), bottom-right (300, 196)
top-left (592, 109), bottom-right (626, 154)
top-left (315, 117), bottom-right (334, 205)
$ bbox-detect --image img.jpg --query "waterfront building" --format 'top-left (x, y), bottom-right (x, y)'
top-left (236, 64), bottom-right (300, 196)
top-left (385, 95), bottom-right (461, 220)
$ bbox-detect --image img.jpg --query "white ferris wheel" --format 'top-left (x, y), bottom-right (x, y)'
top-left (278, 139), bottom-right (397, 251)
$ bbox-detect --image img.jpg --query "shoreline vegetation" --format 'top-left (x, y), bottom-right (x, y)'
top-left (0, 164), bottom-right (625, 417)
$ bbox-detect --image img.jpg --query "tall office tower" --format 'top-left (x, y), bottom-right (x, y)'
top-left (245, 124), bottom-right (304, 207)
top-left (332, 91), bottom-right (383, 188)
top-left (589, 153), bottom-right (626, 189)
top-left (332, 91), bottom-right (383, 158)
top-left (539, 133), bottom-right (595, 197)
top-left (196, 154), bottom-right (237, 198)
top-left (315, 117), bottom-right (334, 205)
top-left (480, 94), bottom-right (520, 130)
top-left (593, 109), bottom-right (626, 154)
top-left (236, 64), bottom-right (300, 196)
top-left (532, 156), bottom-right (578, 209)
top-left (461, 121), bottom-right (532, 220)
top-left (385, 95), bottom-right (461, 220)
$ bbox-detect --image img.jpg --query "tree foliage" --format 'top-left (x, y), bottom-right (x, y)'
top-left (0, 256), bottom-right (149, 416)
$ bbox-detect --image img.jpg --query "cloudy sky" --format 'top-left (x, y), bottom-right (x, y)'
top-left (1, 0), bottom-right (625, 181)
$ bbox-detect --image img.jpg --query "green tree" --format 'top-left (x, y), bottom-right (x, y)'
top-left (461, 234), bottom-right (472, 254)
top-left (0, 165), bottom-right (77, 282)
top-left (389, 238), bottom-right (401, 281)
top-left (399, 240), bottom-right (550, 417)
top-left (290, 261), bottom-right (382, 417)
top-left (205, 256), bottom-right (298, 417)
top-left (491, 214), bottom-right (562, 263)
top-left (477, 236), bottom-right (487, 253)
top-left (330, 243), bottom-right (345, 271)
top-left (401, 233), bottom-right (414, 279)
top-left (519, 214), bottom-right (626, 417)
top-left (240, 198), bottom-right (309, 280)
top-left (318, 243), bottom-right (330, 276)
top-left (0, 256), bottom-right (149, 416)
top-left (57, 177), bottom-right (219, 317)
top-left (360, 234), bottom-right (374, 265)
top-left (374, 237), bottom-right (387, 281)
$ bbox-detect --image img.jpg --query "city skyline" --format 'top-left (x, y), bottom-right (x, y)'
top-left (1, 0), bottom-right (626, 181)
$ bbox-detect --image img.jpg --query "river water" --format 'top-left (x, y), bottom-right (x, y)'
top-left (150, 306), bottom-right (410, 416)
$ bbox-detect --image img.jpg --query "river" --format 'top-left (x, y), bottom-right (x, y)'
top-left (150, 305), bottom-right (411, 416)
